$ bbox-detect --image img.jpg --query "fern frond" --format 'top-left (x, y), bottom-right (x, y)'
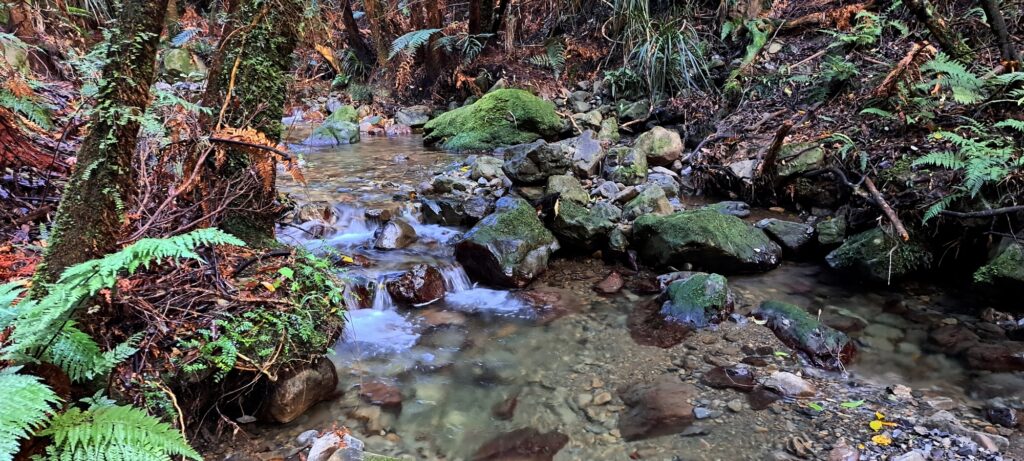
top-left (920, 52), bottom-right (985, 104)
top-left (1, 89), bottom-right (54, 130)
top-left (388, 28), bottom-right (441, 60)
top-left (42, 324), bottom-right (141, 382)
top-left (860, 107), bottom-right (895, 119)
top-left (912, 151), bottom-right (964, 170)
top-left (170, 28), bottom-right (200, 48)
top-left (922, 193), bottom-right (960, 222)
top-left (995, 119), bottom-right (1024, 134)
top-left (40, 402), bottom-right (201, 461)
top-left (0, 367), bottom-right (59, 461)
top-left (0, 281), bottom-right (29, 328)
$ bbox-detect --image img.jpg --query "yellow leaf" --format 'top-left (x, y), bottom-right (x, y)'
top-left (869, 420), bottom-right (883, 431)
top-left (341, 255), bottom-right (354, 264)
top-left (315, 44), bottom-right (340, 73)
top-left (871, 434), bottom-right (892, 446)
top-left (261, 281), bottom-right (276, 292)
top-left (875, 411), bottom-right (885, 420)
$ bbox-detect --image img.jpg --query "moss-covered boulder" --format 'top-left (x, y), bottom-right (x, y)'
top-left (501, 140), bottom-right (572, 185)
top-left (633, 209), bottom-right (781, 273)
top-left (604, 147), bottom-right (647, 186)
top-left (825, 228), bottom-right (932, 283)
top-left (755, 218), bottom-right (816, 256)
top-left (599, 118), bottom-right (621, 143)
top-left (422, 89), bottom-right (562, 150)
top-left (635, 126), bottom-right (683, 167)
top-left (974, 242), bottom-right (1024, 291)
top-left (754, 300), bottom-right (856, 370)
top-left (776, 142), bottom-right (825, 178)
top-left (302, 109), bottom-right (361, 146)
top-left (549, 200), bottom-right (615, 250)
top-left (162, 48), bottom-right (207, 82)
top-left (622, 185), bottom-right (673, 221)
top-left (328, 104), bottom-right (360, 124)
top-left (546, 174), bottom-right (589, 204)
top-left (455, 197), bottom-right (560, 288)
top-left (660, 273), bottom-right (734, 328)
top-left (816, 215), bottom-right (847, 246)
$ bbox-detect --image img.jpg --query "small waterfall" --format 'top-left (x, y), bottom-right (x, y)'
top-left (371, 277), bottom-right (397, 310)
top-left (440, 264), bottom-right (474, 293)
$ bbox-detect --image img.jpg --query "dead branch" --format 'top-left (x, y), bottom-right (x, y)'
top-left (940, 205), bottom-right (1024, 218)
top-left (780, 1), bottom-right (874, 31)
top-left (864, 177), bottom-right (910, 241)
top-left (874, 42), bottom-right (937, 98)
top-left (755, 120), bottom-right (793, 179)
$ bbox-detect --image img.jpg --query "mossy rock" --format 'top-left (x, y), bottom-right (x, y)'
top-left (633, 209), bottom-right (781, 273)
top-left (755, 218), bottom-right (816, 256)
top-left (825, 228), bottom-right (931, 283)
top-left (163, 48), bottom-right (207, 82)
top-left (549, 200), bottom-right (614, 250)
top-left (776, 142), bottom-right (825, 178)
top-left (816, 216), bottom-right (847, 246)
top-left (755, 300), bottom-right (856, 370)
top-left (635, 126), bottom-right (683, 167)
top-left (660, 273), bottom-right (733, 328)
top-left (547, 175), bottom-right (589, 204)
top-left (328, 104), bottom-right (360, 124)
top-left (501, 140), bottom-right (572, 185)
top-left (622, 186), bottom-right (672, 221)
top-left (604, 147), bottom-right (647, 186)
top-left (302, 120), bottom-right (360, 146)
top-left (454, 197), bottom-right (560, 288)
top-left (974, 242), bottom-right (1024, 291)
top-left (423, 89), bottom-right (563, 151)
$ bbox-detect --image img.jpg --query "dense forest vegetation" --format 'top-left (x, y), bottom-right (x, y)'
top-left (0, 0), bottom-right (1022, 459)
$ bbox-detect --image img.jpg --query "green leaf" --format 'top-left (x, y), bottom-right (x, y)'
top-left (808, 402), bottom-right (824, 412)
top-left (840, 400), bottom-right (865, 409)
top-left (278, 267), bottom-right (294, 280)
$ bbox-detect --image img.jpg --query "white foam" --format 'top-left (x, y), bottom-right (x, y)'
top-left (443, 288), bottom-right (528, 314)
top-left (338, 309), bottom-right (420, 357)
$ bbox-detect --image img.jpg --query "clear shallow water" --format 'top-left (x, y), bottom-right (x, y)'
top-left (269, 134), bottom-right (1020, 460)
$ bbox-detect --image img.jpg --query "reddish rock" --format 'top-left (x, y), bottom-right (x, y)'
top-left (472, 428), bottom-right (568, 461)
top-left (964, 342), bottom-right (1024, 372)
top-left (263, 358), bottom-right (338, 423)
top-left (594, 271), bottom-right (624, 294)
top-left (359, 380), bottom-right (403, 409)
top-left (627, 299), bottom-right (692, 348)
top-left (929, 324), bottom-right (980, 354)
top-left (519, 287), bottom-right (581, 325)
top-left (386, 264), bottom-right (446, 305)
top-left (747, 387), bottom-right (782, 410)
top-left (702, 366), bottom-right (757, 392)
top-left (618, 375), bottom-right (698, 441)
top-left (419, 308), bottom-right (467, 327)
top-left (491, 391), bottom-right (520, 421)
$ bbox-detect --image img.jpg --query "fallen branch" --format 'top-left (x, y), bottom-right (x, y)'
top-left (802, 167), bottom-right (909, 240)
top-left (939, 205), bottom-right (1024, 218)
top-left (755, 120), bottom-right (793, 179)
top-left (864, 177), bottom-right (910, 241)
top-left (209, 136), bottom-right (293, 162)
top-left (874, 42), bottom-right (937, 98)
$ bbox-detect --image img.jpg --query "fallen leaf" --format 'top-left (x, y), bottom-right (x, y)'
top-left (871, 434), bottom-right (891, 446)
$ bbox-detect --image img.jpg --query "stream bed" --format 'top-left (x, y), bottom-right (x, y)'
top-left (240, 134), bottom-right (1023, 460)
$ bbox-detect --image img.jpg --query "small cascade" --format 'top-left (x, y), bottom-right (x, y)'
top-left (370, 278), bottom-right (397, 310)
top-left (440, 264), bottom-right (474, 292)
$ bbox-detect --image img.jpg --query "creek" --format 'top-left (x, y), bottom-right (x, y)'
top-left (261, 134), bottom-right (1021, 460)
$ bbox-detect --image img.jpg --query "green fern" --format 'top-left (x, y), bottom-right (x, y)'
top-left (913, 150), bottom-right (965, 170)
top-left (995, 119), bottom-right (1024, 133)
top-left (528, 39), bottom-right (567, 78)
top-left (42, 325), bottom-right (141, 382)
top-left (918, 52), bottom-right (985, 104)
top-left (0, 367), bottom-right (60, 461)
top-left (39, 401), bottom-right (201, 461)
top-left (0, 88), bottom-right (54, 130)
top-left (388, 28), bottom-right (441, 60)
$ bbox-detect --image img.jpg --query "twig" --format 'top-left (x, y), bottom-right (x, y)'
top-left (208, 136), bottom-right (293, 161)
top-left (864, 177), bottom-right (910, 241)
top-left (940, 205), bottom-right (1024, 218)
top-left (232, 249), bottom-right (294, 278)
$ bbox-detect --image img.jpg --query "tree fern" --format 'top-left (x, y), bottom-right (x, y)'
top-left (388, 28), bottom-right (441, 60)
top-left (40, 401), bottom-right (201, 461)
top-left (0, 367), bottom-right (60, 461)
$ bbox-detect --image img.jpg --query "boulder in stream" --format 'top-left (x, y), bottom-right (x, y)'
top-left (455, 197), bottom-right (560, 288)
top-left (549, 199), bottom-right (614, 250)
top-left (754, 300), bottom-right (856, 370)
top-left (423, 89), bottom-right (562, 150)
top-left (621, 185), bottom-right (673, 221)
top-left (501, 140), bottom-right (572, 185)
top-left (302, 107), bottom-right (361, 146)
top-left (372, 218), bottom-right (417, 250)
top-left (395, 105), bottom-right (431, 127)
top-left (659, 272), bottom-right (734, 328)
top-left (974, 241), bottom-right (1024, 293)
top-left (825, 228), bottom-right (932, 283)
top-left (471, 428), bottom-right (568, 461)
top-left (633, 209), bottom-right (781, 273)
top-left (634, 126), bottom-right (683, 167)
top-left (386, 264), bottom-right (446, 305)
top-left (263, 358), bottom-right (337, 423)
top-left (618, 375), bottom-right (698, 441)
top-left (755, 218), bottom-right (816, 256)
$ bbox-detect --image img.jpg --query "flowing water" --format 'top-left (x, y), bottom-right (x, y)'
top-left (267, 134), bottom-right (1022, 460)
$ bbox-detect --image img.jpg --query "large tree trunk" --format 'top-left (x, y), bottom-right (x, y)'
top-left (978, 0), bottom-right (1019, 64)
top-left (200, 0), bottom-right (302, 246)
top-left (903, 0), bottom-right (973, 62)
top-left (364, 0), bottom-right (392, 65)
top-left (469, 0), bottom-right (495, 34)
top-left (341, 0), bottom-right (376, 69)
top-left (34, 0), bottom-right (169, 284)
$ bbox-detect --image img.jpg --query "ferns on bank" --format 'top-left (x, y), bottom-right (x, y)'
top-left (40, 402), bottom-right (201, 461)
top-left (918, 52), bottom-right (985, 104)
top-left (389, 28), bottom-right (441, 60)
top-left (0, 368), bottom-right (59, 461)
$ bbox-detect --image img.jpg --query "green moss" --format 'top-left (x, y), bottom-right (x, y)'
top-left (825, 228), bottom-right (932, 283)
top-left (605, 147), bottom-right (647, 185)
top-left (466, 198), bottom-right (556, 268)
top-left (633, 209), bottom-right (781, 272)
top-left (327, 105), bottom-right (359, 124)
top-left (661, 273), bottom-right (731, 327)
top-left (423, 89), bottom-right (563, 150)
top-left (756, 300), bottom-right (852, 364)
top-left (550, 200), bottom-right (614, 248)
top-left (974, 243), bottom-right (1024, 285)
top-left (776, 143), bottom-right (825, 178)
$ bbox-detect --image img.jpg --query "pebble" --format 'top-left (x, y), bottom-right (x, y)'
top-left (693, 407), bottom-right (713, 419)
top-left (593, 391), bottom-right (613, 405)
top-left (727, 399), bottom-right (744, 412)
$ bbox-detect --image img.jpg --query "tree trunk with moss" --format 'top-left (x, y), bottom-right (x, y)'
top-left (200, 0), bottom-right (302, 246)
top-left (34, 0), bottom-right (168, 284)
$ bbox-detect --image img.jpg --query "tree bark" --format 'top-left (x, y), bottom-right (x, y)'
top-left (490, 0), bottom-right (509, 33)
top-left (977, 0), bottom-right (1019, 64)
top-left (341, 0), bottom-right (376, 68)
top-left (903, 0), bottom-right (973, 62)
top-left (468, 0), bottom-right (482, 34)
top-left (200, 0), bottom-right (303, 246)
top-left (35, 0), bottom-right (169, 284)
top-left (364, 0), bottom-right (392, 65)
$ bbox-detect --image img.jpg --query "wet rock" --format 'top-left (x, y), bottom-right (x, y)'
top-left (929, 324), bottom-right (980, 354)
top-left (827, 443), bottom-right (860, 461)
top-left (974, 241), bottom-right (1024, 292)
top-left (419, 308), bottom-right (467, 327)
top-left (303, 109), bottom-right (361, 146)
top-left (386, 264), bottom-right (446, 305)
top-left (633, 209), bottom-right (782, 273)
top-left (549, 199), bottom-right (614, 250)
top-left (385, 123), bottom-right (412, 136)
top-left (594, 271), bottom-right (624, 294)
top-left (603, 147), bottom-right (647, 186)
top-left (755, 300), bottom-right (856, 370)
top-left (395, 105), bottom-right (431, 127)
top-left (660, 273), bottom-right (734, 328)
top-left (622, 185), bottom-right (673, 221)
top-left (455, 197), bottom-right (560, 288)
top-left (471, 428), bottom-right (568, 461)
top-left (755, 218), bottom-right (816, 256)
top-left (776, 143), bottom-right (825, 178)
top-left (492, 391), bottom-right (519, 420)
top-left (546, 174), bottom-right (589, 204)
top-left (359, 380), bottom-right (403, 409)
top-left (702, 365), bottom-right (757, 392)
top-left (986, 406), bottom-right (1018, 428)
top-left (761, 371), bottom-right (815, 397)
top-left (816, 215), bottom-right (847, 246)
top-left (747, 388), bottom-right (782, 410)
top-left (634, 126), bottom-right (683, 167)
top-left (826, 228), bottom-right (932, 283)
top-left (431, 174), bottom-right (477, 193)
top-left (423, 89), bottom-right (562, 150)
top-left (964, 342), bottom-right (1024, 372)
top-left (471, 156), bottom-right (507, 181)
top-left (372, 218), bottom-right (417, 250)
top-left (618, 375), bottom-right (698, 441)
top-left (706, 201), bottom-right (750, 218)
top-left (628, 299), bottom-right (693, 348)
top-left (295, 201), bottom-right (336, 224)
top-left (501, 140), bottom-right (572, 185)
top-left (263, 358), bottom-right (337, 423)
top-left (647, 172), bottom-right (681, 198)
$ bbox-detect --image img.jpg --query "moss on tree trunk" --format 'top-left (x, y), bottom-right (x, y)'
top-left (35, 0), bottom-right (169, 284)
top-left (201, 0), bottom-right (303, 247)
